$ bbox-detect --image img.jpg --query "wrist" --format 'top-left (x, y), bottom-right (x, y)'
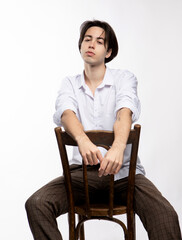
top-left (75, 133), bottom-right (89, 144)
top-left (112, 140), bottom-right (126, 151)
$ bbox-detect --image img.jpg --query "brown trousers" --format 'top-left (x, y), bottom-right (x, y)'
top-left (25, 165), bottom-right (182, 240)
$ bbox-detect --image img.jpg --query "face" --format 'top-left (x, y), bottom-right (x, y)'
top-left (80, 26), bottom-right (112, 66)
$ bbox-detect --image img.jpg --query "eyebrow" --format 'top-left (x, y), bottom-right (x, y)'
top-left (84, 35), bottom-right (105, 41)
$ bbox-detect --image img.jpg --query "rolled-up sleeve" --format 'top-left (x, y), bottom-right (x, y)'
top-left (53, 77), bottom-right (78, 126)
top-left (115, 70), bottom-right (141, 123)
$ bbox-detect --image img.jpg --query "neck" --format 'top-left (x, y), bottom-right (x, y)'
top-left (84, 63), bottom-right (106, 85)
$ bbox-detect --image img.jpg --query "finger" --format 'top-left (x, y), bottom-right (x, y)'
top-left (98, 158), bottom-right (109, 177)
top-left (83, 156), bottom-right (88, 165)
top-left (114, 162), bottom-right (122, 174)
top-left (86, 153), bottom-right (93, 165)
top-left (110, 161), bottom-right (119, 174)
top-left (103, 160), bottom-right (114, 176)
top-left (97, 150), bottom-right (103, 163)
top-left (91, 152), bottom-right (99, 165)
top-left (98, 168), bottom-right (104, 177)
top-left (100, 157), bottom-right (108, 170)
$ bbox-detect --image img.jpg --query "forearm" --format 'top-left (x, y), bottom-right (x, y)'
top-left (61, 109), bottom-right (103, 165)
top-left (112, 108), bottom-right (132, 150)
top-left (61, 109), bottom-right (88, 143)
top-left (98, 108), bottom-right (132, 176)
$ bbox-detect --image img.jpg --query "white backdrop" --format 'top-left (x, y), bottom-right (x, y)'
top-left (0, 0), bottom-right (182, 239)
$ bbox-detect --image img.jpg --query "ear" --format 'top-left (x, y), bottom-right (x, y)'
top-left (105, 48), bottom-right (112, 59)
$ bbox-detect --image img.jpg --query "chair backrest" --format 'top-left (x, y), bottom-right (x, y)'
top-left (55, 124), bottom-right (141, 219)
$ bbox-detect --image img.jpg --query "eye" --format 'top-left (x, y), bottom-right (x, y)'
top-left (84, 38), bottom-right (91, 42)
top-left (97, 41), bottom-right (104, 45)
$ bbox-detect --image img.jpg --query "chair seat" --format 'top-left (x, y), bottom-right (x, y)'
top-left (75, 204), bottom-right (127, 217)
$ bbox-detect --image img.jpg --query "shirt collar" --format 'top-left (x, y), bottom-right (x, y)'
top-left (78, 67), bottom-right (114, 89)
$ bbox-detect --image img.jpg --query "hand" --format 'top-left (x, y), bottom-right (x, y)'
top-left (98, 143), bottom-right (125, 177)
top-left (77, 135), bottom-right (103, 165)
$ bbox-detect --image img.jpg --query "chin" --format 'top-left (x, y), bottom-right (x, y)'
top-left (84, 59), bottom-right (96, 65)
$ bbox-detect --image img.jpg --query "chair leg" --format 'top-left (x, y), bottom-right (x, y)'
top-left (130, 213), bottom-right (135, 240)
top-left (127, 212), bottom-right (135, 240)
top-left (78, 215), bottom-right (85, 240)
top-left (68, 212), bottom-right (76, 240)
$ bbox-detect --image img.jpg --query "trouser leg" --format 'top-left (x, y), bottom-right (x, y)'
top-left (25, 176), bottom-right (67, 240)
top-left (25, 165), bottom-right (85, 240)
top-left (134, 174), bottom-right (181, 240)
top-left (115, 174), bottom-right (181, 239)
top-left (25, 164), bottom-right (109, 240)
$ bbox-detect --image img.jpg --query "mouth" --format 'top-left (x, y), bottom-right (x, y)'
top-left (86, 51), bottom-right (95, 56)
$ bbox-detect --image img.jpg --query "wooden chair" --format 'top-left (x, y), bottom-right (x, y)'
top-left (55, 124), bottom-right (141, 240)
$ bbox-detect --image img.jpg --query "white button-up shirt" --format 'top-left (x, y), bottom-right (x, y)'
top-left (53, 67), bottom-right (145, 180)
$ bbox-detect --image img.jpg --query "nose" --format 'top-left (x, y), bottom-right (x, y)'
top-left (89, 39), bottom-right (95, 49)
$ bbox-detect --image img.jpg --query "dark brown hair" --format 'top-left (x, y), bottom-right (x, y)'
top-left (78, 20), bottom-right (118, 63)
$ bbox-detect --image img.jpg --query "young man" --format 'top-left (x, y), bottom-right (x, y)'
top-left (25, 20), bottom-right (182, 240)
